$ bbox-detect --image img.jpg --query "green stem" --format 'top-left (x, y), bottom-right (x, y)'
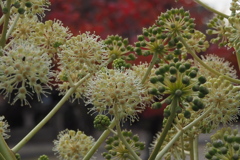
top-left (193, 135), bottom-right (199, 160)
top-left (114, 105), bottom-right (141, 160)
top-left (194, 0), bottom-right (229, 18)
top-left (83, 118), bottom-right (117, 160)
top-left (149, 97), bottom-right (179, 160)
top-left (6, 14), bottom-right (20, 40)
top-left (189, 135), bottom-right (194, 160)
top-left (0, 0), bottom-right (11, 52)
top-left (179, 37), bottom-right (240, 84)
top-left (141, 53), bottom-right (158, 84)
top-left (155, 129), bottom-right (183, 160)
top-left (235, 49), bottom-right (240, 72)
top-left (12, 73), bottom-right (92, 153)
top-left (0, 134), bottom-right (17, 160)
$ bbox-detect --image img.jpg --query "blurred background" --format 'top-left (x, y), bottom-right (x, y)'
top-left (2, 0), bottom-right (238, 159)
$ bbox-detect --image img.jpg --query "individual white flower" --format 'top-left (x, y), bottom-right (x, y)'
top-left (84, 68), bottom-right (148, 122)
top-left (53, 129), bottom-right (95, 160)
top-left (0, 40), bottom-right (54, 106)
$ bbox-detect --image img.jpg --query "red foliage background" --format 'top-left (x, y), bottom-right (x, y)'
top-left (46, 0), bottom-right (238, 118)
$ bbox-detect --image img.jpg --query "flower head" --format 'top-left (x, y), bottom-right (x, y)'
top-left (57, 32), bottom-right (109, 102)
top-left (0, 40), bottom-right (54, 106)
top-left (84, 68), bottom-right (148, 122)
top-left (53, 129), bottom-right (95, 160)
top-left (201, 77), bottom-right (240, 130)
top-left (103, 130), bottom-right (145, 160)
top-left (205, 127), bottom-right (240, 160)
top-left (197, 54), bottom-right (238, 79)
top-left (0, 116), bottom-right (10, 139)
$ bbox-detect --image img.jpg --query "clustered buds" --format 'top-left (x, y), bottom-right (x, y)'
top-left (149, 61), bottom-right (209, 119)
top-left (205, 127), bottom-right (240, 160)
top-left (104, 35), bottom-right (135, 60)
top-left (53, 129), bottom-right (95, 160)
top-left (102, 130), bottom-right (145, 160)
top-left (93, 115), bottom-right (110, 131)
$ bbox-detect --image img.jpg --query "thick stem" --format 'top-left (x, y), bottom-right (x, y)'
top-left (179, 37), bottom-right (240, 84)
top-left (12, 73), bottom-right (92, 153)
top-left (0, 0), bottom-right (11, 52)
top-left (235, 49), bottom-right (240, 72)
top-left (141, 53), bottom-right (158, 84)
top-left (0, 135), bottom-right (17, 160)
top-left (114, 105), bottom-right (141, 160)
top-left (149, 97), bottom-right (179, 160)
top-left (189, 135), bottom-right (194, 160)
top-left (83, 118), bottom-right (117, 160)
top-left (194, 0), bottom-right (229, 18)
top-left (193, 135), bottom-right (199, 160)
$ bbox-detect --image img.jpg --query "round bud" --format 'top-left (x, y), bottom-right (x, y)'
top-left (184, 62), bottom-right (191, 69)
top-left (199, 86), bottom-right (209, 95)
top-left (25, 2), bottom-right (32, 8)
top-left (169, 66), bottom-right (177, 74)
top-left (198, 76), bottom-right (207, 84)
top-left (152, 102), bottom-right (162, 109)
top-left (192, 85), bottom-right (199, 91)
top-left (233, 144), bottom-right (239, 151)
top-left (182, 76), bottom-right (190, 85)
top-left (18, 8), bottom-right (25, 14)
top-left (169, 75), bottom-right (177, 83)
top-left (157, 75), bottom-right (164, 82)
top-left (174, 49), bottom-right (182, 56)
top-left (189, 70), bottom-right (197, 78)
top-left (149, 88), bottom-right (158, 95)
top-left (178, 65), bottom-right (186, 73)
top-left (192, 105), bottom-right (199, 111)
top-left (150, 77), bottom-right (158, 84)
top-left (175, 89), bottom-right (182, 97)
top-left (2, 8), bottom-right (9, 14)
top-left (158, 86), bottom-right (165, 93)
top-left (184, 110), bottom-right (191, 119)
top-left (185, 96), bottom-right (193, 102)
top-left (163, 110), bottom-right (171, 118)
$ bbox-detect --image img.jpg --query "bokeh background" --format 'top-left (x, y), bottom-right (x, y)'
top-left (2, 0), bottom-right (238, 159)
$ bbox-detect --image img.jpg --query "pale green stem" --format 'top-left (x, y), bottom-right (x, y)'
top-left (149, 97), bottom-right (179, 160)
top-left (193, 135), bottom-right (199, 160)
top-left (6, 14), bottom-right (20, 39)
top-left (235, 49), bottom-right (240, 72)
top-left (155, 105), bottom-right (214, 159)
top-left (0, 15), bottom-right (5, 26)
top-left (179, 37), bottom-right (240, 84)
top-left (194, 0), bottom-right (229, 18)
top-left (0, 0), bottom-right (11, 51)
top-left (83, 118), bottom-right (117, 160)
top-left (141, 53), bottom-right (158, 84)
top-left (12, 73), bottom-right (92, 153)
top-left (114, 105), bottom-right (141, 160)
top-left (189, 136), bottom-right (194, 160)
top-left (0, 134), bottom-right (17, 160)
top-left (155, 130), bottom-right (183, 160)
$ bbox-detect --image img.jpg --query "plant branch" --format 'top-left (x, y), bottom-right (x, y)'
top-left (12, 73), bottom-right (92, 153)
top-left (0, 134), bottom-right (17, 160)
top-left (149, 97), bottom-right (179, 160)
top-left (194, 0), bottom-right (229, 18)
top-left (0, 0), bottom-right (11, 52)
top-left (83, 118), bottom-right (117, 160)
top-left (179, 37), bottom-right (240, 84)
top-left (141, 53), bottom-right (158, 84)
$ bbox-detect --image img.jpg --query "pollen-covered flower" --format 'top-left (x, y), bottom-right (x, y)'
top-left (84, 68), bottom-right (148, 122)
top-left (197, 54), bottom-right (238, 79)
top-left (0, 116), bottom-right (10, 139)
top-left (205, 127), bottom-right (240, 160)
top-left (57, 32), bottom-right (109, 101)
top-left (102, 130), bottom-right (145, 160)
top-left (0, 40), bottom-right (54, 106)
top-left (53, 129), bottom-right (95, 160)
top-left (201, 77), bottom-right (240, 130)
top-left (33, 19), bottom-right (72, 60)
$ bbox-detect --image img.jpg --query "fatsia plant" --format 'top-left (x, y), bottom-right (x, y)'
top-left (0, 0), bottom-right (240, 160)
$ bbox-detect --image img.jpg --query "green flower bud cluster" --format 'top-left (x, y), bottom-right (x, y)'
top-left (38, 155), bottom-right (49, 160)
top-left (156, 8), bottom-right (195, 38)
top-left (230, 0), bottom-right (240, 16)
top-left (15, 153), bottom-right (21, 160)
top-left (104, 35), bottom-right (135, 60)
top-left (112, 58), bottom-right (131, 69)
top-left (205, 127), bottom-right (240, 160)
top-left (206, 15), bottom-right (229, 47)
top-left (93, 115), bottom-right (110, 131)
top-left (149, 61), bottom-right (209, 119)
top-left (134, 25), bottom-right (186, 63)
top-left (0, 116), bottom-right (10, 139)
top-left (181, 30), bottom-right (209, 55)
top-left (102, 130), bottom-right (145, 160)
